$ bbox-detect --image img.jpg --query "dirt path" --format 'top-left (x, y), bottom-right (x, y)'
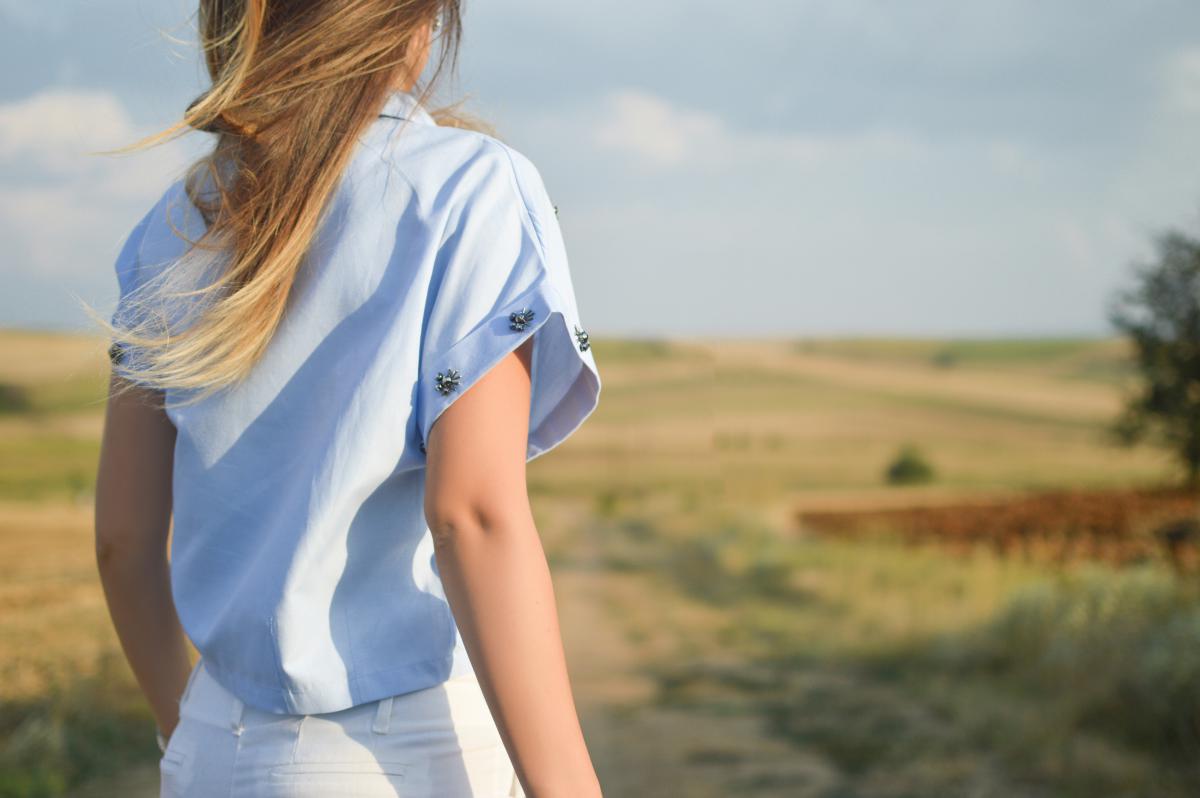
top-left (551, 506), bottom-right (828, 797)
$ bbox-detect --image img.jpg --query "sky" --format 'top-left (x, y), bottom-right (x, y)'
top-left (2, 1), bottom-right (1199, 338)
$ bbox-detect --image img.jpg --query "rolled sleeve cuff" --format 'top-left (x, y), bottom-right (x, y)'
top-left (416, 277), bottom-right (600, 461)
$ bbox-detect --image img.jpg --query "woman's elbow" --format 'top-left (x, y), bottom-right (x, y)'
top-left (424, 501), bottom-right (485, 549)
top-left (94, 525), bottom-right (165, 571)
top-left (423, 495), bottom-right (533, 550)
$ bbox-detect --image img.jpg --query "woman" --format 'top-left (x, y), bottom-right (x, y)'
top-left (89, 1), bottom-right (603, 796)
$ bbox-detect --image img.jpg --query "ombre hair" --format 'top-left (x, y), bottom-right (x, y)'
top-left (84, 0), bottom-right (494, 406)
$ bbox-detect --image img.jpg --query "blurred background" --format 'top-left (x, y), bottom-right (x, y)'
top-left (3, 1), bottom-right (1200, 796)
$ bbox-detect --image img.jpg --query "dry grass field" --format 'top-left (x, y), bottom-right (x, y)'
top-left (2, 327), bottom-right (1199, 797)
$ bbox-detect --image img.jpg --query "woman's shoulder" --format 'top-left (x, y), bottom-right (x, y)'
top-left (135, 175), bottom-right (208, 267)
top-left (373, 122), bottom-right (555, 225)
top-left (111, 174), bottom-right (204, 293)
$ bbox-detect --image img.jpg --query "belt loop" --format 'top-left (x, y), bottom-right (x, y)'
top-left (372, 696), bottom-right (393, 734)
top-left (230, 693), bottom-right (246, 736)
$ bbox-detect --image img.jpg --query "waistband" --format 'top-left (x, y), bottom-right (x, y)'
top-left (179, 658), bottom-right (481, 734)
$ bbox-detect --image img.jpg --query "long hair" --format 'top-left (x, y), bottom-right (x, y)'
top-left (84, 0), bottom-right (492, 406)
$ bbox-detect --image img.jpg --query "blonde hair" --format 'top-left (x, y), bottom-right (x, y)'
top-left (83, 0), bottom-right (494, 406)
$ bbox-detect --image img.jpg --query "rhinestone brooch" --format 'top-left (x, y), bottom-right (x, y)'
top-left (509, 307), bottom-right (536, 332)
top-left (434, 369), bottom-right (462, 396)
top-left (574, 325), bottom-right (590, 352)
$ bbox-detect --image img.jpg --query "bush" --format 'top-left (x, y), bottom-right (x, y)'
top-left (931, 349), bottom-right (959, 369)
top-left (885, 444), bottom-right (936, 485)
top-left (0, 384), bottom-right (31, 415)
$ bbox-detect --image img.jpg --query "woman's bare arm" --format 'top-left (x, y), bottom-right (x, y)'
top-left (94, 375), bottom-right (193, 740)
top-left (423, 338), bottom-right (603, 798)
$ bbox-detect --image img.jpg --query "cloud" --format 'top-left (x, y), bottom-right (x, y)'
top-left (0, 88), bottom-right (202, 282)
top-left (6, 2), bottom-right (1200, 336)
top-left (0, 89), bottom-right (145, 173)
top-left (984, 140), bottom-right (1043, 180)
top-left (588, 87), bottom-right (923, 172)
top-left (0, 2), bottom-right (69, 33)
top-left (1163, 47), bottom-right (1200, 115)
top-left (592, 90), bottom-right (723, 167)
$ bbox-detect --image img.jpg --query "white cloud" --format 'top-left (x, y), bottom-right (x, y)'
top-left (0, 2), bottom-right (69, 33)
top-left (1053, 213), bottom-right (1146, 278)
top-left (984, 140), bottom-right (1042, 181)
top-left (0, 88), bottom-right (202, 279)
top-left (0, 89), bottom-right (145, 173)
top-left (589, 87), bottom-right (922, 171)
top-left (1163, 47), bottom-right (1200, 114)
top-left (592, 90), bottom-right (725, 166)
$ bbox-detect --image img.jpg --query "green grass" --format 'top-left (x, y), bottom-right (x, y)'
top-left (0, 437), bottom-right (99, 502)
top-left (591, 338), bottom-right (702, 364)
top-left (1, 328), bottom-right (1195, 795)
top-left (615, 504), bottom-right (1200, 796)
top-left (794, 334), bottom-right (1129, 367)
top-left (0, 651), bottom-right (156, 798)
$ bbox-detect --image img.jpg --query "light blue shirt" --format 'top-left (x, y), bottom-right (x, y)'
top-left (108, 88), bottom-right (602, 714)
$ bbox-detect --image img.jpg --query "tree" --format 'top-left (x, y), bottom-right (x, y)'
top-left (1108, 225), bottom-right (1200, 488)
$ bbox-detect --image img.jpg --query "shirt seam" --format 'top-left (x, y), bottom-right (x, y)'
top-left (203, 650), bottom-right (455, 693)
top-left (357, 123), bottom-right (429, 217)
top-left (362, 122), bottom-right (549, 266)
top-left (493, 141), bottom-right (550, 266)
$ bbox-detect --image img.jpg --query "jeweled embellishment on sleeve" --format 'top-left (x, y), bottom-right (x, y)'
top-left (508, 308), bottom-right (536, 332)
top-left (574, 325), bottom-right (590, 352)
top-left (434, 369), bottom-right (462, 396)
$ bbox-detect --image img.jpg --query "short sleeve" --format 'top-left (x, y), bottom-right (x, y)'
top-left (415, 142), bottom-right (601, 461)
top-left (107, 205), bottom-right (158, 384)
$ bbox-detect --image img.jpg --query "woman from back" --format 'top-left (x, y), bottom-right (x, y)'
top-left (89, 2), bottom-right (603, 796)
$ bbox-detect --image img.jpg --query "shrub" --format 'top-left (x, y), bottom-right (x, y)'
top-left (885, 444), bottom-right (936, 485)
top-left (931, 349), bottom-right (959, 369)
top-left (0, 384), bottom-right (31, 414)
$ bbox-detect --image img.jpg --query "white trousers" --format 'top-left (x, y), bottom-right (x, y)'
top-left (160, 658), bottom-right (526, 797)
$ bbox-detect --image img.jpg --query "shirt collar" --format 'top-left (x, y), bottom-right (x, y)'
top-left (377, 88), bottom-right (434, 125)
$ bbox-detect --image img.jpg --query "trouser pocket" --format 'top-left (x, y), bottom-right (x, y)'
top-left (182, 658), bottom-right (203, 700)
top-left (160, 659), bottom-right (203, 756)
top-left (159, 717), bottom-right (195, 797)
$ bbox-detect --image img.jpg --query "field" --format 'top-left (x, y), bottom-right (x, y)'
top-left (2, 328), bottom-right (1199, 797)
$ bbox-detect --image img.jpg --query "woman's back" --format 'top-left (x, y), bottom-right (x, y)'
top-left (109, 87), bottom-right (601, 715)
